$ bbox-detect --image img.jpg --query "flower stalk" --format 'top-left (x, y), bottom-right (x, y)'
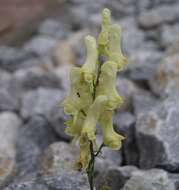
top-left (62, 8), bottom-right (128, 190)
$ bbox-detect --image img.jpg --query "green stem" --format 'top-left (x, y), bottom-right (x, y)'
top-left (87, 54), bottom-right (104, 190)
top-left (87, 142), bottom-right (104, 190)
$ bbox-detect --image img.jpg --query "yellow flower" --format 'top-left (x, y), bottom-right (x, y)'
top-left (96, 61), bottom-right (123, 110)
top-left (62, 8), bottom-right (128, 171)
top-left (100, 110), bottom-right (125, 150)
top-left (81, 35), bottom-right (98, 85)
top-left (108, 24), bottom-right (128, 70)
top-left (82, 95), bottom-right (108, 141)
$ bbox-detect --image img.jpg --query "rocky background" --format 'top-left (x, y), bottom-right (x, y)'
top-left (0, 0), bottom-right (179, 190)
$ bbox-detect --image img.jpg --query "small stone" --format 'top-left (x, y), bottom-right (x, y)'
top-left (53, 40), bottom-right (76, 65)
top-left (53, 64), bottom-right (72, 91)
top-left (138, 4), bottom-right (179, 29)
top-left (53, 30), bottom-right (87, 66)
top-left (15, 115), bottom-right (58, 179)
top-left (119, 18), bottom-right (145, 55)
top-left (95, 165), bottom-right (138, 190)
top-left (169, 173), bottom-right (179, 190)
top-left (39, 142), bottom-right (90, 190)
top-left (150, 53), bottom-right (179, 97)
top-left (0, 46), bottom-right (34, 72)
top-left (136, 96), bottom-right (179, 171)
top-left (40, 142), bottom-right (77, 175)
top-left (12, 66), bottom-right (62, 91)
top-left (114, 112), bottom-right (138, 165)
top-left (122, 169), bottom-right (175, 190)
top-left (20, 87), bottom-right (64, 120)
top-left (38, 19), bottom-right (68, 39)
top-left (3, 179), bottom-right (48, 190)
top-left (0, 88), bottom-right (19, 112)
top-left (0, 112), bottom-right (21, 187)
top-left (160, 24), bottom-right (179, 48)
top-left (124, 50), bottom-right (161, 81)
top-left (0, 70), bottom-right (21, 112)
top-left (132, 90), bottom-right (159, 115)
top-left (116, 78), bottom-right (138, 112)
top-left (47, 104), bottom-right (70, 141)
top-left (24, 36), bottom-right (57, 56)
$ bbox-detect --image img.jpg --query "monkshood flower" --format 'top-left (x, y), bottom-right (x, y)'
top-left (62, 8), bottom-right (128, 171)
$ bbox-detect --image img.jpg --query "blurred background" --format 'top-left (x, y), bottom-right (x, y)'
top-left (0, 0), bottom-right (179, 190)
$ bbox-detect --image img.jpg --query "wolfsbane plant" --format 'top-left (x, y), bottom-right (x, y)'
top-left (62, 8), bottom-right (128, 190)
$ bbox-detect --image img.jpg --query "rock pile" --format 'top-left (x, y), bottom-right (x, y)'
top-left (1, 0), bottom-right (179, 189)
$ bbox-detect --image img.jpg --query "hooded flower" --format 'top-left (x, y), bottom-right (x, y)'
top-left (96, 61), bottom-right (123, 110)
top-left (100, 110), bottom-right (125, 150)
top-left (62, 8), bottom-right (128, 171)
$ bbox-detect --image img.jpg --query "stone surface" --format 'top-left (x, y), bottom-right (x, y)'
top-left (138, 4), bottom-right (179, 29)
top-left (114, 112), bottom-right (138, 165)
top-left (0, 112), bottom-right (21, 188)
top-left (12, 66), bottom-right (62, 91)
top-left (20, 87), bottom-right (64, 119)
top-left (47, 104), bottom-right (70, 141)
top-left (24, 36), bottom-right (57, 56)
top-left (132, 90), bottom-right (159, 115)
top-left (39, 142), bottom-right (89, 190)
top-left (53, 30), bottom-right (87, 66)
top-left (0, 88), bottom-right (19, 112)
top-left (95, 165), bottom-right (138, 190)
top-left (0, 70), bottom-right (21, 112)
top-left (124, 50), bottom-right (161, 81)
top-left (150, 53), bottom-right (179, 97)
top-left (122, 169), bottom-right (175, 190)
top-left (119, 18), bottom-right (145, 55)
top-left (116, 78), bottom-right (138, 112)
top-left (136, 96), bottom-right (179, 171)
top-left (160, 24), bottom-right (179, 48)
top-left (15, 115), bottom-right (58, 179)
top-left (169, 173), bottom-right (179, 190)
top-left (0, 46), bottom-right (34, 72)
top-left (40, 142), bottom-right (77, 175)
top-left (38, 19), bottom-right (69, 39)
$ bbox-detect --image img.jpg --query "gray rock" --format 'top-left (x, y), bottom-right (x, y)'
top-left (39, 142), bottom-right (89, 190)
top-left (160, 24), bottom-right (179, 48)
top-left (149, 53), bottom-right (179, 97)
top-left (0, 46), bottom-right (34, 72)
top-left (136, 96), bottom-right (179, 171)
top-left (38, 19), bottom-right (68, 39)
top-left (3, 142), bottom-right (89, 189)
top-left (20, 87), bottom-right (64, 119)
top-left (124, 50), bottom-right (161, 81)
top-left (47, 104), bottom-right (70, 141)
top-left (0, 70), bottom-right (21, 112)
top-left (114, 112), bottom-right (138, 165)
top-left (39, 142), bottom-right (77, 175)
top-left (169, 173), bottom-right (179, 190)
top-left (0, 112), bottom-right (21, 187)
top-left (12, 66), bottom-right (62, 91)
top-left (0, 70), bottom-right (11, 87)
top-left (15, 115), bottom-right (58, 179)
top-left (95, 165), bottom-right (138, 190)
top-left (24, 36), bottom-right (57, 56)
top-left (41, 173), bottom-right (90, 190)
top-left (116, 78), bottom-right (138, 112)
top-left (3, 179), bottom-right (48, 190)
top-left (132, 90), bottom-right (159, 115)
top-left (119, 18), bottom-right (145, 55)
top-left (105, 0), bottom-right (136, 17)
top-left (122, 169), bottom-right (175, 190)
top-left (138, 4), bottom-right (179, 29)
top-left (0, 88), bottom-right (19, 112)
